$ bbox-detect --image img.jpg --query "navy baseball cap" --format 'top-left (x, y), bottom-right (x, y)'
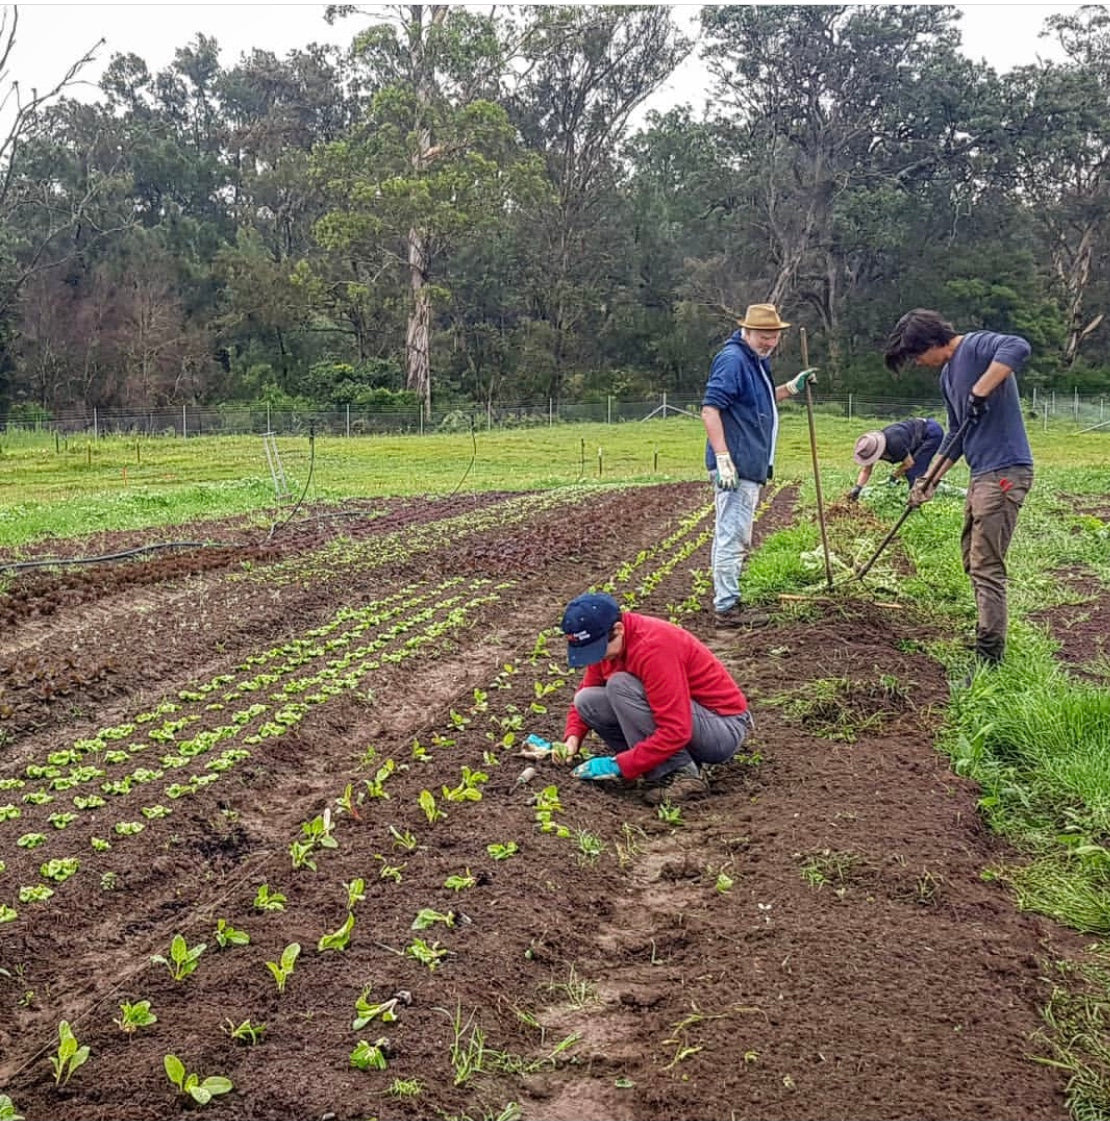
top-left (562, 593), bottom-right (621, 667)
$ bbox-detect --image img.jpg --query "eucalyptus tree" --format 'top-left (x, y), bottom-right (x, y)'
top-left (315, 4), bottom-right (543, 409)
top-left (506, 5), bottom-right (691, 399)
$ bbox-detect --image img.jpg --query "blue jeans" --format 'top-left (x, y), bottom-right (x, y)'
top-left (905, 420), bottom-right (944, 484)
top-left (710, 476), bottom-right (761, 612)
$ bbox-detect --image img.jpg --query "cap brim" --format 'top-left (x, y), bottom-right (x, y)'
top-left (567, 634), bottom-right (609, 668)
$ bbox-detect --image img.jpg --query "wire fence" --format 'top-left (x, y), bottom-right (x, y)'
top-left (3, 388), bottom-right (1108, 438)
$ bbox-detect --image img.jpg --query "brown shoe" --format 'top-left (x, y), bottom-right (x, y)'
top-left (714, 605), bottom-right (771, 629)
top-left (642, 768), bottom-right (710, 805)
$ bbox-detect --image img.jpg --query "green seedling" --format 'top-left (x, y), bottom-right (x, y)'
top-left (214, 919), bottom-right (250, 948)
top-left (419, 789), bottom-right (445, 823)
top-left (487, 841), bottom-right (519, 861)
top-left (335, 782), bottom-right (364, 819)
top-left (344, 877), bottom-right (366, 909)
top-left (353, 991), bottom-right (400, 1029)
top-left (442, 766), bottom-right (488, 803)
top-left (253, 883), bottom-right (286, 911)
top-left (574, 830), bottom-right (604, 861)
top-left (115, 1000), bottom-right (157, 1034)
top-left (152, 933), bottom-right (207, 982)
top-left (389, 825), bottom-right (418, 851)
top-left (377, 855), bottom-right (405, 882)
top-left (0, 1094), bottom-right (24, 1120)
top-left (715, 872), bottom-right (735, 894)
top-left (100, 871), bottom-right (119, 891)
top-left (19, 885), bottom-right (53, 903)
top-left (90, 837), bottom-right (111, 852)
top-left (0, 804), bottom-right (19, 822)
top-left (0, 905), bottom-right (17, 923)
top-left (406, 937), bottom-right (449, 969)
top-left (412, 908), bottom-right (455, 931)
top-left (350, 1037), bottom-right (389, 1071)
top-left (114, 821), bottom-right (145, 836)
top-left (223, 1018), bottom-right (266, 1045)
top-left (289, 839), bottom-right (320, 870)
top-left (387, 1077), bottom-right (423, 1097)
top-left (318, 913), bottom-right (355, 952)
top-left (444, 869), bottom-right (477, 891)
top-left (40, 857), bottom-right (79, 883)
top-left (49, 1020), bottom-right (89, 1087)
top-left (364, 760), bottom-right (396, 800)
top-left (163, 1054), bottom-right (233, 1105)
top-left (265, 942), bottom-right (301, 993)
top-left (16, 833), bottom-right (46, 849)
top-left (657, 803), bottom-right (683, 826)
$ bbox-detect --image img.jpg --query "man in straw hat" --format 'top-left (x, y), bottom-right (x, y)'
top-left (846, 417), bottom-right (944, 501)
top-left (701, 303), bottom-right (817, 628)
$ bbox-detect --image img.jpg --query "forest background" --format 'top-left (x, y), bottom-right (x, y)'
top-left (3, 2), bottom-right (1110, 426)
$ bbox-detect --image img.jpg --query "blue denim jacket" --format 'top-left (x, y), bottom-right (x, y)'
top-left (701, 331), bottom-right (777, 484)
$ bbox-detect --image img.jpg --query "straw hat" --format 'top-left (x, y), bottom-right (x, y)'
top-left (853, 431), bottom-right (887, 466)
top-left (737, 303), bottom-right (790, 330)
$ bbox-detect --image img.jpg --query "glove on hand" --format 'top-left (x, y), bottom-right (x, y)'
top-left (786, 367), bottom-right (818, 396)
top-left (908, 477), bottom-right (937, 508)
top-left (714, 451), bottom-right (738, 491)
top-left (847, 485), bottom-right (862, 503)
top-left (967, 391), bottom-right (988, 421)
top-left (572, 756), bottom-right (621, 782)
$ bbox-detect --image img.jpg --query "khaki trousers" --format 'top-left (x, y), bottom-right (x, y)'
top-left (960, 466), bottom-right (1033, 662)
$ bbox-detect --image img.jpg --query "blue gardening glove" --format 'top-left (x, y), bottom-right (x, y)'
top-left (572, 756), bottom-right (621, 782)
top-left (714, 451), bottom-right (738, 491)
top-left (785, 367), bottom-right (818, 396)
top-left (967, 391), bottom-right (987, 421)
top-left (847, 485), bottom-right (862, 503)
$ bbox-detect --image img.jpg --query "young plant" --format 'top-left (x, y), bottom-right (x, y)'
top-left (317, 913), bottom-right (355, 952)
top-left (49, 1021), bottom-right (89, 1087)
top-left (406, 938), bottom-right (449, 970)
top-left (364, 761), bottom-right (396, 800)
top-left (350, 1037), bottom-right (389, 1071)
top-left (487, 841), bottom-right (519, 861)
top-left (444, 869), bottom-right (477, 891)
top-left (389, 825), bottom-right (418, 851)
top-left (387, 1077), bottom-right (423, 1097)
top-left (40, 857), bottom-right (80, 883)
top-left (253, 883), bottom-right (286, 912)
top-left (657, 802), bottom-right (684, 826)
top-left (418, 789), bottom-right (445, 823)
top-left (19, 885), bottom-right (54, 903)
top-left (265, 942), bottom-right (301, 993)
top-left (151, 934), bottom-right (207, 982)
top-left (353, 991), bottom-right (400, 1029)
top-left (223, 1019), bottom-right (266, 1045)
top-left (163, 1055), bottom-right (233, 1105)
top-left (115, 1000), bottom-right (157, 1034)
top-left (412, 908), bottom-right (455, 931)
top-left (335, 782), bottom-right (364, 819)
top-left (344, 877), bottom-right (366, 910)
top-left (0, 1094), bottom-right (23, 1121)
top-left (214, 919), bottom-right (250, 948)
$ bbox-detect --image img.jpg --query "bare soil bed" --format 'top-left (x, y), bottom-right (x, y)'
top-left (0, 482), bottom-right (1081, 1120)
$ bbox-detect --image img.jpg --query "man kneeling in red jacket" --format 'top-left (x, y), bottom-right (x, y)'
top-left (561, 592), bottom-right (752, 803)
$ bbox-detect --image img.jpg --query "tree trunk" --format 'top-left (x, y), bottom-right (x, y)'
top-left (406, 227), bottom-right (431, 411)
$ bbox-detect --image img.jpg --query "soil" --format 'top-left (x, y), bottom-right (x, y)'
top-left (0, 481), bottom-right (1085, 1121)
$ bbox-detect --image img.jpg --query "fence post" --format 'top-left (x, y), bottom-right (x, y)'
top-left (1043, 400), bottom-right (1049, 433)
top-left (346, 404), bottom-right (350, 438)
top-left (1101, 396), bottom-right (1105, 421)
top-left (487, 401), bottom-right (492, 431)
top-left (1052, 390), bottom-right (1056, 415)
top-left (266, 403), bottom-right (271, 432)
top-left (181, 404), bottom-right (187, 439)
top-left (607, 395), bottom-right (612, 425)
top-left (93, 407), bottom-right (98, 440)
top-left (848, 393), bottom-right (853, 421)
top-left (1074, 387), bottom-right (1079, 422)
top-left (1032, 386), bottom-right (1037, 410)
top-left (549, 398), bottom-right (553, 427)
top-left (662, 390), bottom-right (667, 417)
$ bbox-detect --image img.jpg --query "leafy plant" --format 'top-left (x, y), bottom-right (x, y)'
top-left (115, 1000), bottom-right (156, 1034)
top-left (487, 841), bottom-right (519, 861)
top-left (0, 905), bottom-right (17, 924)
top-left (214, 919), bottom-right (250, 948)
top-left (344, 877), bottom-right (366, 909)
top-left (18, 885), bottom-right (53, 903)
top-left (389, 825), bottom-right (418, 851)
top-left (40, 857), bottom-right (79, 883)
top-left (49, 1020), bottom-right (89, 1087)
top-left (406, 938), bottom-right (449, 970)
top-left (444, 869), bottom-right (477, 891)
top-left (657, 803), bottom-right (683, 826)
top-left (318, 913), bottom-right (355, 952)
top-left (163, 1054), bottom-right (233, 1105)
top-left (16, 833), bottom-right (46, 849)
top-left (223, 1018), bottom-right (266, 1045)
top-left (0, 1094), bottom-right (24, 1120)
top-left (151, 934), bottom-right (207, 982)
top-left (419, 789), bottom-right (445, 823)
top-left (353, 991), bottom-right (401, 1029)
top-left (253, 883), bottom-right (286, 912)
top-left (265, 942), bottom-right (301, 993)
top-left (350, 1037), bottom-right (389, 1071)
top-left (387, 1077), bottom-right (423, 1097)
top-left (412, 908), bottom-right (455, 931)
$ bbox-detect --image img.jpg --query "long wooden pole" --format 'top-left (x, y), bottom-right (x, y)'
top-left (800, 327), bottom-right (833, 589)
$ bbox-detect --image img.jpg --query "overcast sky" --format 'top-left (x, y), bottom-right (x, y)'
top-left (4, 3), bottom-right (1079, 119)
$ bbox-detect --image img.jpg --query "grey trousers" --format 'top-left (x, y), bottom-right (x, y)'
top-left (573, 671), bottom-right (751, 782)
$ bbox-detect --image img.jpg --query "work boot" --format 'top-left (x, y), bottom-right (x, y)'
top-left (642, 763), bottom-right (710, 805)
top-left (713, 604), bottom-right (772, 629)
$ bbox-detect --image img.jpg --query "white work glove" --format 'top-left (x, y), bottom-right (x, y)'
top-left (714, 451), bottom-right (738, 491)
top-left (785, 367), bottom-right (818, 396)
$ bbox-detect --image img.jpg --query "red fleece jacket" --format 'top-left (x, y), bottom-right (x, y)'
top-left (563, 611), bottom-right (748, 779)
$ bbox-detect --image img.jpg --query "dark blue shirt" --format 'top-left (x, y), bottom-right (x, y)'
top-left (940, 331), bottom-right (1033, 475)
top-left (701, 331), bottom-right (777, 484)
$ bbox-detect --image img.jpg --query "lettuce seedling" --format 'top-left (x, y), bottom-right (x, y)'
top-left (265, 942), bottom-right (300, 993)
top-left (49, 1021), bottom-right (89, 1087)
top-left (388, 826), bottom-right (417, 851)
top-left (411, 908), bottom-right (455, 931)
top-left (40, 857), bottom-right (80, 883)
top-left (405, 938), bottom-right (448, 970)
top-left (444, 869), bottom-right (476, 891)
top-left (214, 919), bottom-right (250, 948)
top-left (352, 991), bottom-right (399, 1029)
top-left (223, 1018), bottom-right (266, 1045)
top-left (487, 842), bottom-right (518, 861)
top-left (19, 885), bottom-right (53, 903)
top-left (317, 913), bottom-right (355, 953)
top-left (163, 1055), bottom-right (233, 1105)
top-left (253, 884), bottom-right (286, 912)
top-left (350, 1038), bottom-right (389, 1071)
top-left (0, 804), bottom-right (19, 822)
top-left (0, 905), bottom-right (17, 924)
top-left (418, 790), bottom-right (444, 823)
top-left (115, 1000), bottom-right (157, 1034)
top-left (114, 821), bottom-right (145, 836)
top-left (344, 878), bottom-right (366, 910)
top-left (16, 833), bottom-right (46, 849)
top-left (0, 1093), bottom-right (24, 1120)
top-left (151, 934), bottom-right (207, 982)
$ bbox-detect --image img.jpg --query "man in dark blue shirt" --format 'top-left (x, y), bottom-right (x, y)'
top-left (848, 416), bottom-right (945, 500)
top-left (884, 309), bottom-right (1034, 667)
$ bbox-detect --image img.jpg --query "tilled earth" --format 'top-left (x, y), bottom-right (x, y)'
top-left (0, 481), bottom-right (1085, 1120)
